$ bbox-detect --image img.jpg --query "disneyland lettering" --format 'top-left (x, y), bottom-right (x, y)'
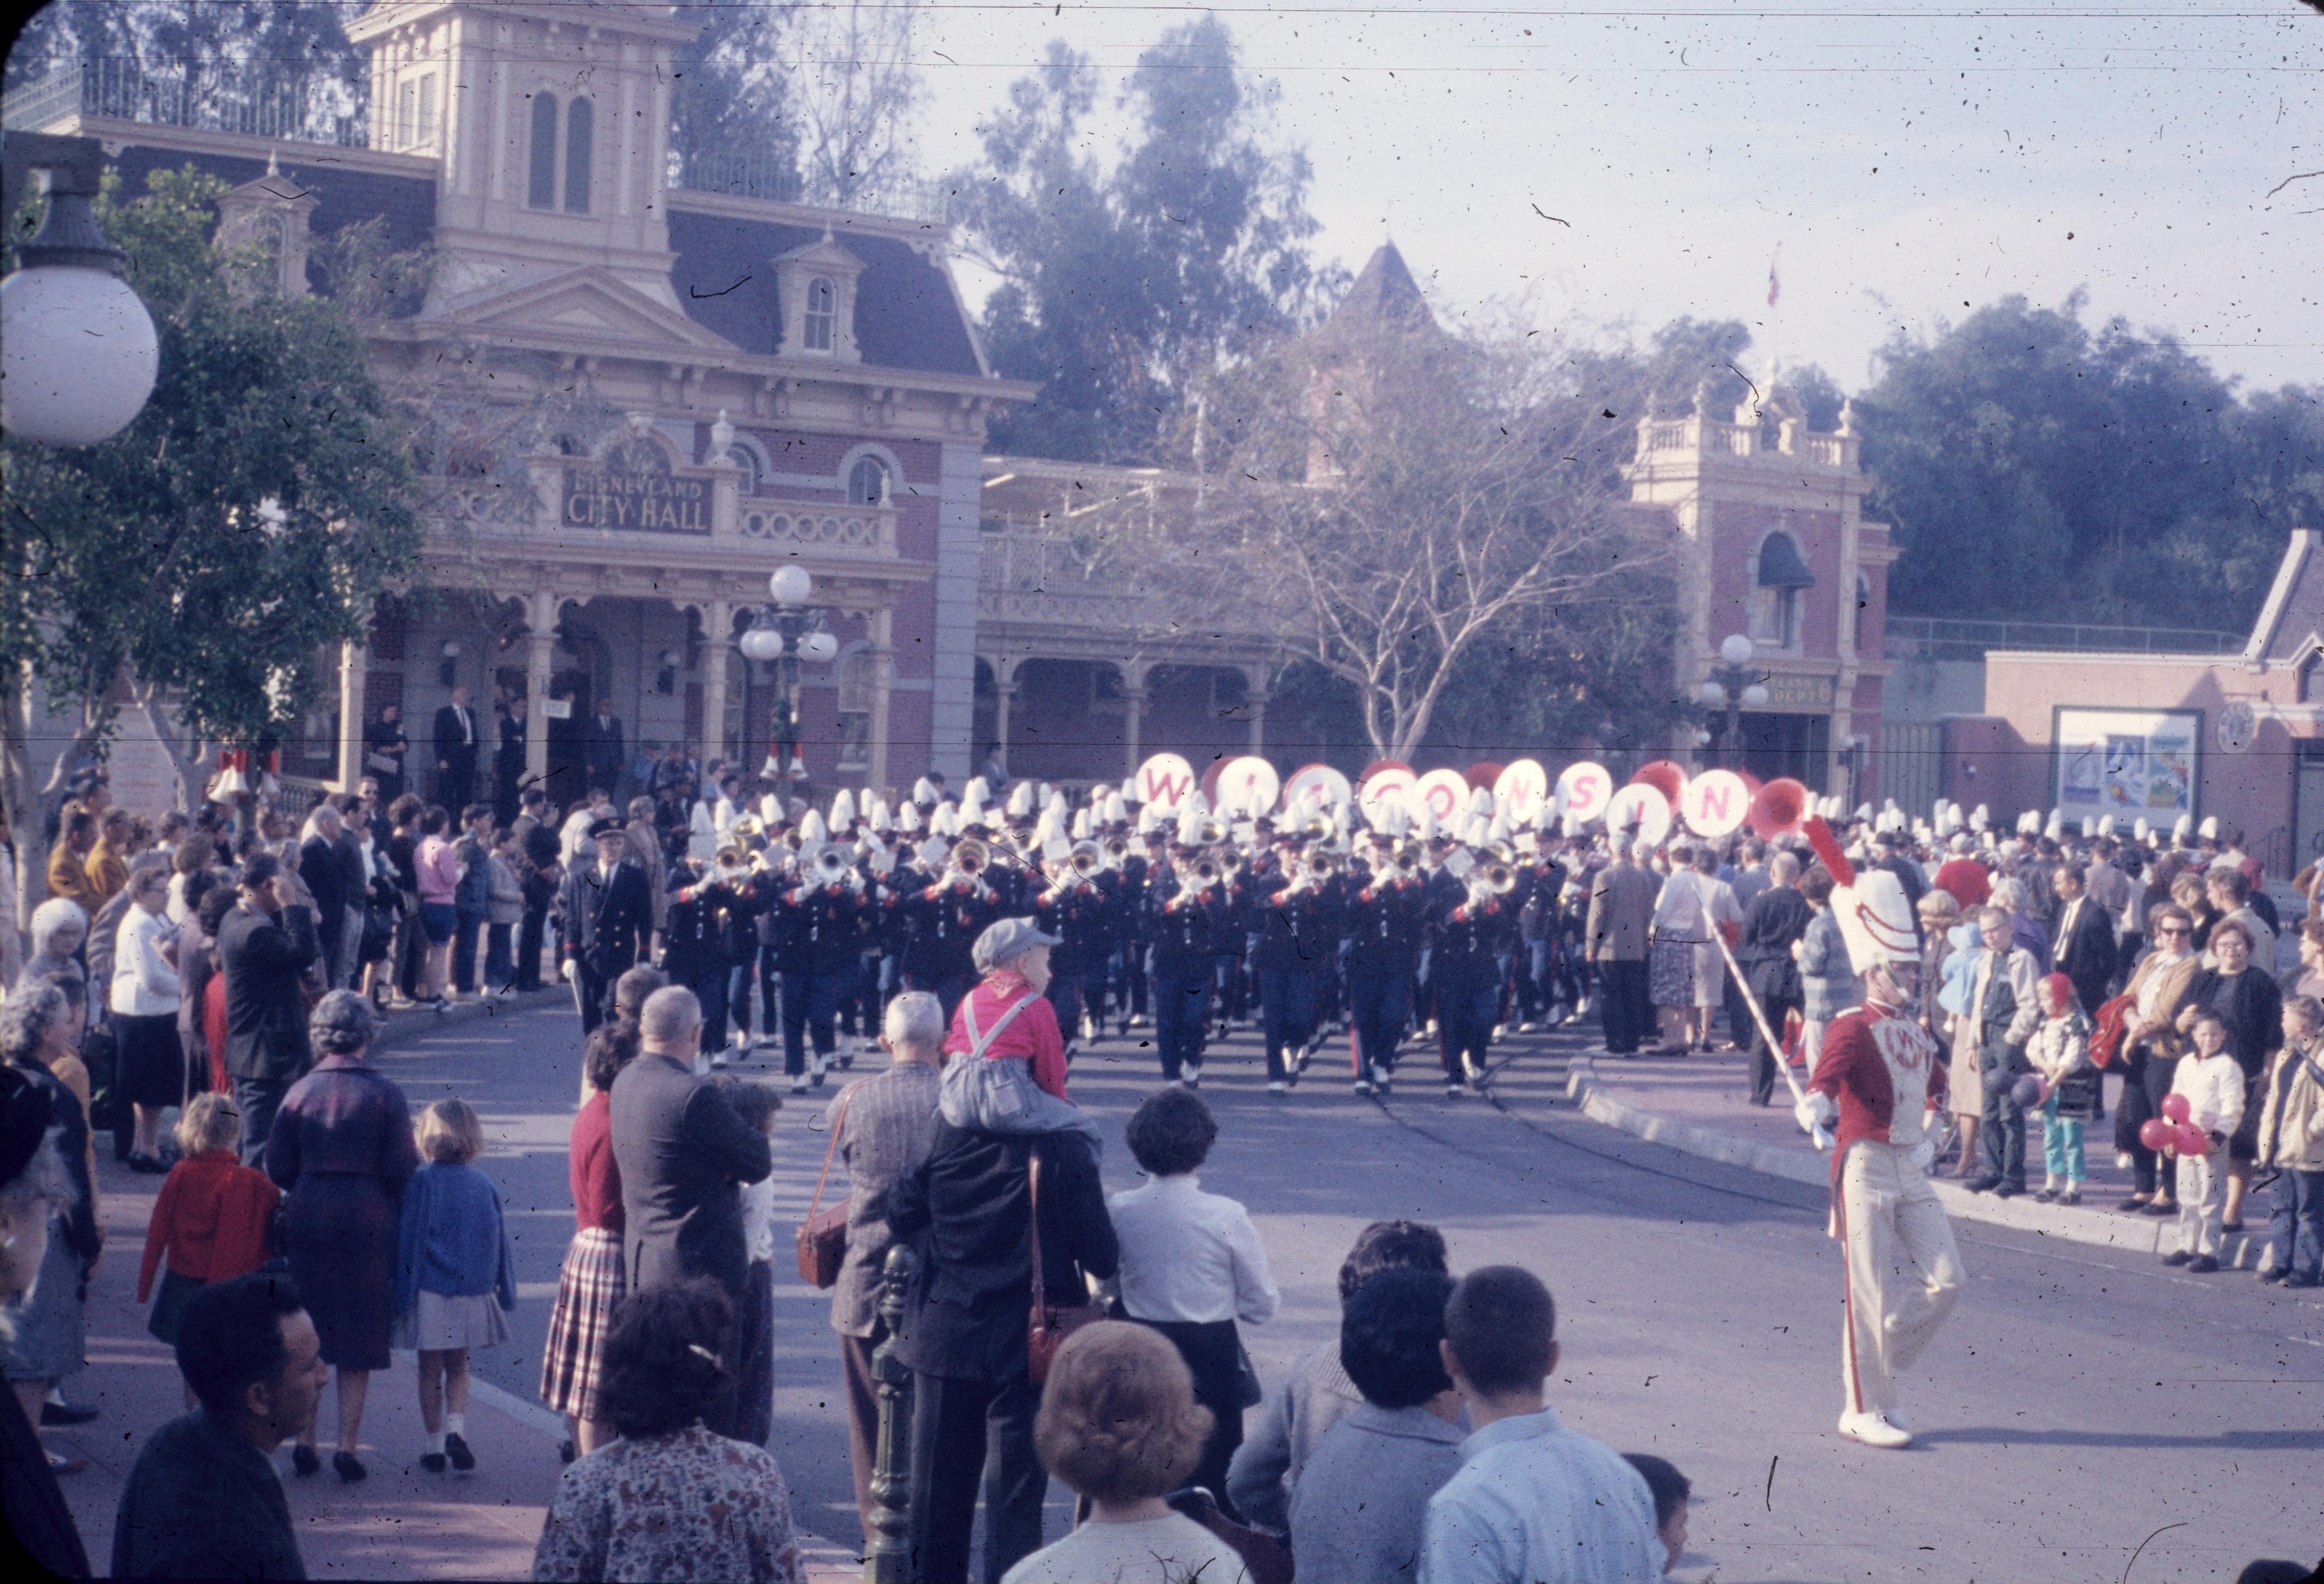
top-left (560, 467), bottom-right (711, 534)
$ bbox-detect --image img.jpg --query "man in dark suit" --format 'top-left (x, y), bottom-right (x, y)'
top-left (607, 985), bottom-right (771, 1435)
top-left (2052, 863), bottom-right (2117, 1015)
top-left (433, 685), bottom-right (480, 813)
top-left (297, 807), bottom-right (351, 993)
top-left (584, 698), bottom-right (625, 797)
top-left (495, 695), bottom-right (528, 825)
top-left (883, 1080), bottom-right (1118, 1584)
top-left (217, 853), bottom-right (320, 1166)
top-left (557, 818), bottom-right (654, 1032)
top-left (1738, 852), bottom-right (1814, 1105)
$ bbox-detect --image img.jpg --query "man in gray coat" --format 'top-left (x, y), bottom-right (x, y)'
top-left (1585, 842), bottom-right (1660, 1056)
top-left (608, 986), bottom-right (772, 1432)
top-left (217, 853), bottom-right (320, 1165)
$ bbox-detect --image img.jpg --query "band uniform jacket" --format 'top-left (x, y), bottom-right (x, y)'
top-left (1585, 859), bottom-right (1660, 962)
top-left (608, 1051), bottom-right (774, 1300)
top-left (558, 860), bottom-right (654, 978)
top-left (2052, 894), bottom-right (2117, 1014)
top-left (218, 903), bottom-right (321, 1083)
top-left (882, 1123), bottom-right (1119, 1380)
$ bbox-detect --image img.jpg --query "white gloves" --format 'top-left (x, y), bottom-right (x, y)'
top-left (1794, 1091), bottom-right (1837, 1136)
top-left (563, 959), bottom-right (578, 982)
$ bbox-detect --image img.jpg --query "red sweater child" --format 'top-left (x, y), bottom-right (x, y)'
top-left (137, 1149), bottom-right (282, 1301)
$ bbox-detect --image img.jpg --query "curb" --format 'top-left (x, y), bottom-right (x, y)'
top-left (370, 984), bottom-right (571, 1050)
top-left (1562, 1054), bottom-right (2277, 1269)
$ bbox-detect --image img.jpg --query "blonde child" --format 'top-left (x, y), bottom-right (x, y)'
top-left (136, 1094), bottom-right (282, 1405)
top-left (717, 1076), bottom-right (783, 1447)
top-left (2026, 973), bottom-right (2097, 1206)
top-left (393, 1097), bottom-right (517, 1472)
top-left (2164, 1011), bottom-right (2248, 1272)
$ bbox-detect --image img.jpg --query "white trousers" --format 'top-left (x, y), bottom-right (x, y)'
top-left (1836, 1140), bottom-right (1966, 1418)
top-left (2174, 1150), bottom-right (2226, 1257)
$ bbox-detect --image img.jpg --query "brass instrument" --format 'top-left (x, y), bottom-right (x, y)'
top-left (1480, 861), bottom-right (1518, 895)
top-left (1391, 843), bottom-right (1422, 874)
top-left (1103, 834), bottom-right (1133, 866)
top-left (953, 837), bottom-right (991, 878)
top-left (813, 845), bottom-right (857, 888)
top-left (1220, 848), bottom-right (1245, 880)
top-left (1068, 840), bottom-right (1105, 879)
top-left (1486, 839), bottom-right (1515, 865)
top-left (1301, 812), bottom-right (1338, 845)
top-left (729, 812), bottom-right (765, 841)
top-left (1190, 855), bottom-right (1222, 886)
top-left (1194, 815), bottom-right (1228, 848)
top-left (1305, 849), bottom-right (1340, 882)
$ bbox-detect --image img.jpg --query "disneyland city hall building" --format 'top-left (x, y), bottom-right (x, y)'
top-left (7, 0), bottom-right (1894, 806)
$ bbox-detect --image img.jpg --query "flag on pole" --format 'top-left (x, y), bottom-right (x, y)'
top-left (1767, 247), bottom-right (1781, 308)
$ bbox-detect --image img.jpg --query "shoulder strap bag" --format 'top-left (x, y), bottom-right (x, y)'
top-left (1026, 1150), bottom-right (1107, 1386)
top-left (795, 1081), bottom-right (862, 1288)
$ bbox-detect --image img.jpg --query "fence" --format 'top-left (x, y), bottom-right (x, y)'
top-left (4, 58), bottom-right (369, 146)
top-left (1884, 616), bottom-right (2242, 663)
top-left (1878, 721), bottom-right (1944, 820)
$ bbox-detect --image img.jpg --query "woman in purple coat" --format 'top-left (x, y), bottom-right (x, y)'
top-left (265, 990), bottom-right (419, 1483)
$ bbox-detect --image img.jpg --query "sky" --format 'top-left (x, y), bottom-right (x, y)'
top-left (894, 0), bottom-right (2323, 395)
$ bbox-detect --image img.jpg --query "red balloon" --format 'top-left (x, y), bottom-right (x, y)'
top-left (2160, 1093), bottom-right (2192, 1124)
top-left (2175, 1124), bottom-right (2212, 1157)
top-left (2138, 1118), bottom-right (2174, 1153)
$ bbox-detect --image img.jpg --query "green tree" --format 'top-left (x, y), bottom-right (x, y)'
top-left (1856, 293), bottom-right (2276, 631)
top-left (959, 18), bottom-right (1337, 463)
top-left (3, 166), bottom-right (422, 900)
top-left (670, 0), bottom-right (806, 199)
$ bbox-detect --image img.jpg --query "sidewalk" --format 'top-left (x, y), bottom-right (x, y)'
top-left (34, 1089), bottom-right (860, 1580)
top-left (1561, 1042), bottom-right (2283, 1270)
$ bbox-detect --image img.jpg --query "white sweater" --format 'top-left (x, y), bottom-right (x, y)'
top-left (110, 904), bottom-right (182, 1016)
top-left (2170, 1052), bottom-right (2247, 1137)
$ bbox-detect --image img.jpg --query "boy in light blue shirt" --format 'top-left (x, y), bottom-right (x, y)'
top-left (1416, 1266), bottom-right (1662, 1584)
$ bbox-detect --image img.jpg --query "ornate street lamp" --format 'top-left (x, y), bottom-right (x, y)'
top-left (737, 563), bottom-right (837, 777)
top-left (1697, 632), bottom-right (1771, 770)
top-left (1, 132), bottom-right (158, 448)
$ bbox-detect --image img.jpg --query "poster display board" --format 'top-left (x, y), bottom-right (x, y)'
top-left (2052, 707), bottom-right (2201, 818)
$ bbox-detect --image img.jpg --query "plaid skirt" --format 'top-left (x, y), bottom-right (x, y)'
top-left (539, 1227), bottom-right (624, 1422)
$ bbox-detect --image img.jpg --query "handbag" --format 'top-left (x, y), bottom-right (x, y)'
top-left (1026, 1151), bottom-right (1106, 1386)
top-left (795, 1083), bottom-right (858, 1289)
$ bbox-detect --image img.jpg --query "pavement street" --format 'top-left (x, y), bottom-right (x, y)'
top-left (34, 990), bottom-right (2324, 1581)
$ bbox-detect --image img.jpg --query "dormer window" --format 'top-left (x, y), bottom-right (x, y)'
top-left (773, 236), bottom-right (865, 362)
top-left (528, 93), bottom-right (592, 213)
top-left (804, 277), bottom-right (837, 351)
top-left (215, 158), bottom-right (318, 299)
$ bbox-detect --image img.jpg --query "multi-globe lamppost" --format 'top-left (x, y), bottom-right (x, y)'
top-left (736, 564), bottom-right (838, 780)
top-left (1697, 632), bottom-right (1771, 771)
top-left (1, 131), bottom-right (158, 447)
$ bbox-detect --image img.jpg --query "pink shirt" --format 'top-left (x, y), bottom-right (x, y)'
top-left (416, 835), bottom-right (462, 905)
top-left (942, 971), bottom-right (1069, 1100)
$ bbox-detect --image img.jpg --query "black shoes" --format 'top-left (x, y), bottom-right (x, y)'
top-left (2187, 1255), bottom-right (2221, 1274)
top-left (2160, 1250), bottom-right (2193, 1266)
top-left (2144, 1199), bottom-right (2180, 1217)
top-left (1992, 1183), bottom-right (2021, 1199)
top-left (333, 1450), bottom-right (367, 1483)
top-left (421, 1452), bottom-right (448, 1473)
top-left (125, 1152), bottom-right (170, 1176)
top-left (446, 1433), bottom-right (474, 1472)
top-left (40, 1400), bottom-right (97, 1427)
top-left (1963, 1177), bottom-right (2000, 1194)
top-left (291, 1445), bottom-right (321, 1477)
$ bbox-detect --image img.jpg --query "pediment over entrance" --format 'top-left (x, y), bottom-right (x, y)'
top-left (429, 266), bottom-right (735, 351)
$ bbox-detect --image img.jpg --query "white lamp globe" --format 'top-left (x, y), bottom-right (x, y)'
top-left (1718, 633), bottom-right (1756, 669)
top-left (2, 265), bottom-right (159, 447)
top-left (799, 630), bottom-right (840, 664)
top-left (1697, 680), bottom-right (1727, 708)
top-left (768, 564), bottom-right (813, 606)
top-left (739, 627), bottom-right (779, 662)
top-left (1742, 684), bottom-right (1771, 708)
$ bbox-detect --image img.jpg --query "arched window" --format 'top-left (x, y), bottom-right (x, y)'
top-left (528, 94), bottom-right (558, 209)
top-left (730, 443), bottom-right (763, 497)
top-left (847, 456), bottom-right (889, 507)
top-left (803, 276), bottom-right (836, 351)
top-left (1750, 530), bottom-right (1813, 650)
top-left (563, 97), bottom-right (593, 214)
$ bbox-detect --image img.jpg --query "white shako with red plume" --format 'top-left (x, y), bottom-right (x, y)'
top-left (1804, 816), bottom-right (1917, 979)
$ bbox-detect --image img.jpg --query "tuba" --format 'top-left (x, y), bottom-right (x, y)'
top-left (1103, 833), bottom-right (1133, 866)
top-left (1069, 840), bottom-right (1105, 879)
top-left (728, 812), bottom-right (765, 842)
top-left (1747, 777), bottom-right (1812, 840)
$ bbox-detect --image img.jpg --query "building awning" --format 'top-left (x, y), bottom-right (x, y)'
top-left (1757, 534), bottom-right (1817, 589)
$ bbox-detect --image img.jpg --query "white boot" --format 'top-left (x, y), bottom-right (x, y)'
top-left (1836, 1410), bottom-right (1912, 1449)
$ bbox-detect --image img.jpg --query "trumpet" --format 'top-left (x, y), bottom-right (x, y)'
top-left (1189, 855), bottom-right (1223, 887)
top-left (953, 837), bottom-right (990, 878)
top-left (812, 845), bottom-right (858, 888)
top-left (1479, 861), bottom-right (1518, 895)
top-left (1220, 848), bottom-right (1245, 881)
top-left (1304, 849), bottom-right (1340, 882)
top-left (1391, 843), bottom-right (1422, 874)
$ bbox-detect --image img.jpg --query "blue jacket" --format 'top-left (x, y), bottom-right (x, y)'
top-left (392, 1160), bottom-right (517, 1319)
